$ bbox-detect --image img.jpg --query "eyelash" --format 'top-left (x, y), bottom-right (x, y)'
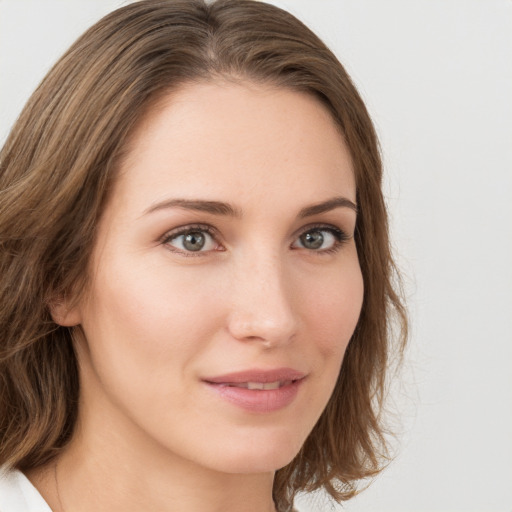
top-left (160, 224), bottom-right (220, 257)
top-left (298, 223), bottom-right (350, 255)
top-left (160, 223), bottom-right (350, 257)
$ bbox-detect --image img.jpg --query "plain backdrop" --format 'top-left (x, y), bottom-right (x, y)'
top-left (1, 1), bottom-right (511, 511)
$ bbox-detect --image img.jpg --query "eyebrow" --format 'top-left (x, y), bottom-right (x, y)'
top-left (144, 199), bottom-right (242, 217)
top-left (144, 196), bottom-right (357, 218)
top-left (298, 196), bottom-right (358, 218)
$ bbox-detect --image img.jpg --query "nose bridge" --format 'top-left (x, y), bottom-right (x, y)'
top-left (227, 247), bottom-right (297, 345)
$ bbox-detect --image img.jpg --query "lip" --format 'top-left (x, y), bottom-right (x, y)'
top-left (202, 367), bottom-right (306, 413)
top-left (203, 367), bottom-right (306, 384)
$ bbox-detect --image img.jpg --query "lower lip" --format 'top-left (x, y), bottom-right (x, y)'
top-left (204, 379), bottom-right (304, 413)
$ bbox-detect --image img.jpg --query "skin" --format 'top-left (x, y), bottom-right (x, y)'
top-left (29, 81), bottom-right (364, 512)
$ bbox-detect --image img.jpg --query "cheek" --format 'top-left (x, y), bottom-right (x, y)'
top-left (301, 255), bottom-right (364, 360)
top-left (77, 258), bottom-right (226, 400)
top-left (90, 257), bottom-right (222, 342)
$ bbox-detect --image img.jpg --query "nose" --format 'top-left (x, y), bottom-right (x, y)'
top-left (226, 252), bottom-right (298, 348)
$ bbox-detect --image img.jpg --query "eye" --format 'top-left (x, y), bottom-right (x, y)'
top-left (163, 226), bottom-right (219, 254)
top-left (292, 226), bottom-right (348, 252)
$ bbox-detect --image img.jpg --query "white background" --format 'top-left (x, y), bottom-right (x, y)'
top-left (1, 1), bottom-right (511, 511)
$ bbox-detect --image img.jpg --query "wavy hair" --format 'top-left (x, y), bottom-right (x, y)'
top-left (0, 1), bottom-right (407, 510)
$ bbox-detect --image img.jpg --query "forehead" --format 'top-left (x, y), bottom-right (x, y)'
top-left (113, 80), bottom-right (355, 212)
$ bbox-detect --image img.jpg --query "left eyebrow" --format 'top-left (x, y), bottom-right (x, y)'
top-left (298, 196), bottom-right (358, 218)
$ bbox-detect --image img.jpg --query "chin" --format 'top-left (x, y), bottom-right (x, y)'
top-left (211, 451), bottom-right (298, 475)
top-left (199, 429), bottom-right (305, 474)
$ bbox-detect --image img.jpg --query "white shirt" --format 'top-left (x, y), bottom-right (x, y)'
top-left (0, 466), bottom-right (52, 512)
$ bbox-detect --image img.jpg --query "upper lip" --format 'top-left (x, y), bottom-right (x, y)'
top-left (203, 367), bottom-right (306, 384)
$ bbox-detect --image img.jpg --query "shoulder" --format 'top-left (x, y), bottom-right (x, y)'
top-left (0, 466), bottom-right (52, 512)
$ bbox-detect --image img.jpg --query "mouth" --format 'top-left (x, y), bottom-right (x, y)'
top-left (202, 368), bottom-right (306, 413)
top-left (214, 379), bottom-right (297, 390)
top-left (202, 367), bottom-right (305, 385)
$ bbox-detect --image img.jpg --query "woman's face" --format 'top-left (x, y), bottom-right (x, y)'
top-left (65, 82), bottom-right (363, 474)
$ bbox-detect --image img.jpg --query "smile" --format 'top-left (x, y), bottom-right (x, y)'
top-left (219, 380), bottom-right (294, 390)
top-left (202, 369), bottom-right (306, 413)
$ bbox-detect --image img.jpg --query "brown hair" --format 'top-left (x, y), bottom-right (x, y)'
top-left (0, 0), bottom-right (407, 509)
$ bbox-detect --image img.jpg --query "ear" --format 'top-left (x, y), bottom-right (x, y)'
top-left (49, 298), bottom-right (82, 327)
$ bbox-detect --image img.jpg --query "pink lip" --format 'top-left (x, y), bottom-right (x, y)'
top-left (203, 367), bottom-right (305, 384)
top-left (202, 367), bottom-right (306, 414)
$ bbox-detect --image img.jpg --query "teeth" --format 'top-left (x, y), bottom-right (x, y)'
top-left (248, 381), bottom-right (280, 390)
top-left (227, 380), bottom-right (292, 390)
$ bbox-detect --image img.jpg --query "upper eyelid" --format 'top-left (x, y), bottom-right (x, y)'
top-left (160, 223), bottom-right (218, 241)
top-left (161, 222), bottom-right (348, 240)
top-left (294, 222), bottom-right (351, 239)
top-left (162, 222), bottom-right (350, 239)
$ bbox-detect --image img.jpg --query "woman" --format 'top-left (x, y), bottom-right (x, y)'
top-left (0, 1), bottom-right (407, 511)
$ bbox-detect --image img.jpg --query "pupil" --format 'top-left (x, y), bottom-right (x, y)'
top-left (302, 231), bottom-right (324, 249)
top-left (183, 232), bottom-right (205, 251)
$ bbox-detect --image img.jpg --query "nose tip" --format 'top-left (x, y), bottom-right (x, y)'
top-left (226, 264), bottom-right (298, 348)
top-left (227, 312), bottom-right (297, 348)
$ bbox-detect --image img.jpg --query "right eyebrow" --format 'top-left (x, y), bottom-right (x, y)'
top-left (298, 196), bottom-right (358, 218)
top-left (143, 198), bottom-right (242, 217)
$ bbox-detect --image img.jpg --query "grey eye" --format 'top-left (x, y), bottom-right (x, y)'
top-left (300, 230), bottom-right (325, 249)
top-left (168, 230), bottom-right (216, 252)
top-left (293, 228), bottom-right (338, 251)
top-left (182, 232), bottom-right (206, 251)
